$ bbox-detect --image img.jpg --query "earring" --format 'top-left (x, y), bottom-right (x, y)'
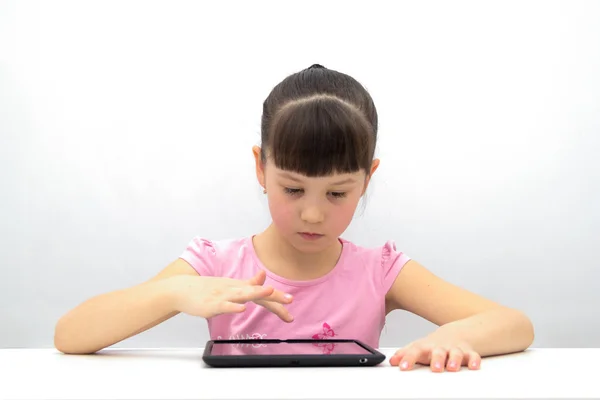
top-left (263, 188), bottom-right (267, 194)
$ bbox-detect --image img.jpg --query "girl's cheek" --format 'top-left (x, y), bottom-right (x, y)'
top-left (333, 197), bottom-right (361, 223)
top-left (338, 204), bottom-right (358, 225)
top-left (268, 195), bottom-right (295, 224)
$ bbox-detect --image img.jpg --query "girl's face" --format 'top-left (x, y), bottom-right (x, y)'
top-left (253, 146), bottom-right (379, 254)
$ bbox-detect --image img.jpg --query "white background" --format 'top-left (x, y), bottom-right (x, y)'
top-left (1, 0), bottom-right (598, 348)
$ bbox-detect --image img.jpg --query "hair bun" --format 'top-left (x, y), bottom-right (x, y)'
top-left (308, 63), bottom-right (325, 69)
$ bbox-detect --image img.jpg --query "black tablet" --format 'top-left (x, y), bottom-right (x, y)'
top-left (202, 338), bottom-right (386, 367)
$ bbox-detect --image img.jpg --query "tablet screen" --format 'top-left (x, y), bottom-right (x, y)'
top-left (210, 340), bottom-right (372, 356)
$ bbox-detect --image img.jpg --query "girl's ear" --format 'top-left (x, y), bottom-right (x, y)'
top-left (362, 158), bottom-right (380, 195)
top-left (252, 145), bottom-right (266, 189)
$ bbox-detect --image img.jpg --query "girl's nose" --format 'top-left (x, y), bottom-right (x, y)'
top-left (300, 205), bottom-right (324, 224)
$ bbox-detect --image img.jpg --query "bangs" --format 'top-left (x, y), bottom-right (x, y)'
top-left (266, 96), bottom-right (375, 177)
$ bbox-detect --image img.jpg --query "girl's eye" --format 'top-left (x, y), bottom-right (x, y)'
top-left (283, 188), bottom-right (346, 198)
top-left (284, 188), bottom-right (303, 195)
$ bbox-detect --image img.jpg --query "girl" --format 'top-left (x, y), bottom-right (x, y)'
top-left (54, 64), bottom-right (534, 372)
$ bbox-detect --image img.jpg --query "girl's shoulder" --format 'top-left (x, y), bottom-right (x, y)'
top-left (340, 237), bottom-right (410, 266)
top-left (339, 238), bottom-right (412, 292)
top-left (178, 236), bottom-right (252, 277)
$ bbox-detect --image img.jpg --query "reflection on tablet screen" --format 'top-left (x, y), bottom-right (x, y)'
top-left (210, 341), bottom-right (372, 356)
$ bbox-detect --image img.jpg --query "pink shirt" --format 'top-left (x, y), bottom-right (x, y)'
top-left (179, 236), bottom-right (411, 350)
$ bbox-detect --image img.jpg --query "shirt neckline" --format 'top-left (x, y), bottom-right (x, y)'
top-left (246, 235), bottom-right (349, 287)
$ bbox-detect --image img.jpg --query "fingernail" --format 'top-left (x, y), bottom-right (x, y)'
top-left (449, 361), bottom-right (456, 369)
top-left (434, 362), bottom-right (442, 369)
top-left (284, 294), bottom-right (293, 300)
top-left (471, 361), bottom-right (478, 368)
top-left (401, 361), bottom-right (409, 369)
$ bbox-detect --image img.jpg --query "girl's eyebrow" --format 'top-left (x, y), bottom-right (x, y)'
top-left (278, 172), bottom-right (357, 185)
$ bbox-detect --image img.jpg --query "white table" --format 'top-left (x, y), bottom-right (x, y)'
top-left (0, 347), bottom-right (597, 399)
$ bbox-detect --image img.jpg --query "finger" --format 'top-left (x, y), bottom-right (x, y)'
top-left (389, 342), bottom-right (414, 366)
top-left (259, 289), bottom-right (294, 305)
top-left (215, 301), bottom-right (247, 315)
top-left (398, 346), bottom-right (422, 371)
top-left (464, 350), bottom-right (482, 370)
top-left (226, 285), bottom-right (275, 303)
top-left (254, 299), bottom-right (294, 323)
top-left (243, 272), bottom-right (293, 304)
top-left (430, 347), bottom-right (448, 372)
top-left (246, 270), bottom-right (267, 286)
top-left (446, 348), bottom-right (464, 372)
top-left (389, 350), bottom-right (404, 366)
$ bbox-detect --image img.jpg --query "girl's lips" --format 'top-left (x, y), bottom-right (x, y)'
top-left (299, 232), bottom-right (324, 240)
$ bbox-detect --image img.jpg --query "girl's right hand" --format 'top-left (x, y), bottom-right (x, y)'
top-left (167, 270), bottom-right (294, 322)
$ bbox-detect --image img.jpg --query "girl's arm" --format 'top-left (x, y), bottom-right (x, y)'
top-left (385, 260), bottom-right (534, 357)
top-left (54, 260), bottom-right (292, 355)
top-left (53, 259), bottom-right (196, 355)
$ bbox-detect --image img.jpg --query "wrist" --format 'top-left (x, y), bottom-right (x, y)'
top-left (428, 324), bottom-right (470, 344)
top-left (150, 275), bottom-right (188, 313)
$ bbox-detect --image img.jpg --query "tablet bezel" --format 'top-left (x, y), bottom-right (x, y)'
top-left (202, 338), bottom-right (387, 368)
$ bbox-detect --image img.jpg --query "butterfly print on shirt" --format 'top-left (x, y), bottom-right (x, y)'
top-left (312, 322), bottom-right (337, 354)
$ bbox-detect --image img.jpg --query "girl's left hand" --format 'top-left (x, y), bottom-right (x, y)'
top-left (389, 334), bottom-right (482, 372)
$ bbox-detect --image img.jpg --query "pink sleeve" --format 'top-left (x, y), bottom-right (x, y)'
top-left (179, 237), bottom-right (220, 276)
top-left (381, 240), bottom-right (411, 293)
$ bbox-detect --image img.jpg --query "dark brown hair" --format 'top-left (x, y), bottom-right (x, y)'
top-left (260, 64), bottom-right (378, 177)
